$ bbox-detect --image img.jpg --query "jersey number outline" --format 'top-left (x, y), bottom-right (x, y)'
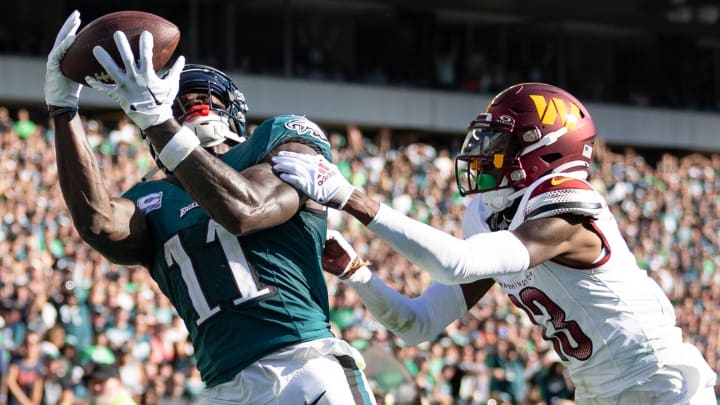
top-left (164, 220), bottom-right (273, 325)
top-left (510, 287), bottom-right (592, 361)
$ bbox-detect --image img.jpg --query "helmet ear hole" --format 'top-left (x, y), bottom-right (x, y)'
top-left (540, 152), bottom-right (562, 163)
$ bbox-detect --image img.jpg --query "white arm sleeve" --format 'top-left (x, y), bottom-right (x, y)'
top-left (367, 204), bottom-right (530, 284)
top-left (345, 269), bottom-right (468, 345)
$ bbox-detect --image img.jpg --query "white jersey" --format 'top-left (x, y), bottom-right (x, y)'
top-left (483, 172), bottom-right (708, 399)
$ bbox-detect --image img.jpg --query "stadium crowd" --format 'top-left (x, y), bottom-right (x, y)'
top-left (0, 106), bottom-right (717, 404)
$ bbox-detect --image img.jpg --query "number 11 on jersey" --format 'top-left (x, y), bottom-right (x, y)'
top-left (164, 220), bottom-right (273, 325)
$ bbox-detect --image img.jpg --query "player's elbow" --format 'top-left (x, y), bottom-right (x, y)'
top-left (431, 269), bottom-right (466, 285)
top-left (423, 254), bottom-right (475, 285)
top-left (214, 216), bottom-right (249, 236)
top-left (75, 225), bottom-right (99, 243)
top-left (73, 215), bottom-right (111, 242)
top-left (384, 300), bottom-right (439, 346)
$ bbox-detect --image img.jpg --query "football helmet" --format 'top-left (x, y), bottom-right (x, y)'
top-left (455, 83), bottom-right (596, 205)
top-left (144, 64), bottom-right (249, 177)
top-left (172, 64), bottom-right (248, 147)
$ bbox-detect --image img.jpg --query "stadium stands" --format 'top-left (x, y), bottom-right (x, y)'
top-left (0, 113), bottom-right (716, 404)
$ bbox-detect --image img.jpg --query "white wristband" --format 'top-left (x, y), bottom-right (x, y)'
top-left (158, 127), bottom-right (200, 171)
top-left (343, 265), bottom-right (372, 284)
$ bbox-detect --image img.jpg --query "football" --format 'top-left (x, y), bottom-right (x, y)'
top-left (60, 11), bottom-right (180, 85)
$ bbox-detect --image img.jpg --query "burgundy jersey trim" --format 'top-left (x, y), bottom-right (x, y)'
top-left (553, 220), bottom-right (612, 270)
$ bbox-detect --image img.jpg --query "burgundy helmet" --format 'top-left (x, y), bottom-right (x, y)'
top-left (455, 83), bottom-right (596, 196)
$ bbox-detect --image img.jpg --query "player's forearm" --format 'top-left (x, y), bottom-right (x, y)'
top-left (366, 204), bottom-right (530, 283)
top-left (53, 112), bottom-right (149, 265)
top-left (144, 121), bottom-right (283, 235)
top-left (53, 112), bottom-right (115, 236)
top-left (345, 268), bottom-right (467, 345)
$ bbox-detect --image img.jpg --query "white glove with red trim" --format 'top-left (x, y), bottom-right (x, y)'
top-left (271, 151), bottom-right (355, 209)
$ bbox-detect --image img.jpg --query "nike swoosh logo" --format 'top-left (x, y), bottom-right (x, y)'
top-left (305, 391), bottom-right (326, 405)
top-left (146, 87), bottom-right (164, 106)
top-left (550, 177), bottom-right (574, 186)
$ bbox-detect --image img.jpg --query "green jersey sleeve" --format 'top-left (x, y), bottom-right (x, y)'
top-left (221, 115), bottom-right (333, 170)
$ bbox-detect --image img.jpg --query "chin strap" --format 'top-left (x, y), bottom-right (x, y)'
top-left (487, 198), bottom-right (521, 231)
top-left (482, 187), bottom-right (525, 214)
top-left (141, 166), bottom-right (161, 182)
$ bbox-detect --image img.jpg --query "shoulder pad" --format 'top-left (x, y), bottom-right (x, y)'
top-left (522, 175), bottom-right (604, 221)
top-left (280, 116), bottom-right (330, 145)
top-left (274, 115), bottom-right (332, 160)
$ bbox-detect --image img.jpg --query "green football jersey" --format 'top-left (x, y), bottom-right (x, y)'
top-left (122, 115), bottom-right (335, 387)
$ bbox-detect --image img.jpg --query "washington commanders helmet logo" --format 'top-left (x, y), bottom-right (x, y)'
top-left (529, 95), bottom-right (581, 130)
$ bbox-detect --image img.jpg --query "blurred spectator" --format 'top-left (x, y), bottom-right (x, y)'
top-left (39, 325), bottom-right (65, 364)
top-left (108, 117), bottom-right (140, 153)
top-left (432, 37), bottom-right (458, 89)
top-left (42, 351), bottom-right (74, 405)
top-left (80, 331), bottom-right (115, 367)
top-left (0, 106), bottom-right (14, 134)
top-left (57, 292), bottom-right (92, 352)
top-left (6, 331), bottom-right (44, 405)
top-left (85, 120), bottom-right (104, 152)
top-left (83, 362), bottom-right (136, 405)
top-left (13, 108), bottom-right (37, 140)
top-left (531, 360), bottom-right (574, 404)
top-left (183, 367), bottom-right (204, 404)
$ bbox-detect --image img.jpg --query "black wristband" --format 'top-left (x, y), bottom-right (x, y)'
top-left (48, 106), bottom-right (78, 118)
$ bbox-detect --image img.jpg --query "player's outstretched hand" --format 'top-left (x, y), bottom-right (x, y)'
top-left (86, 31), bottom-right (185, 130)
top-left (271, 151), bottom-right (355, 209)
top-left (322, 230), bottom-right (368, 279)
top-left (45, 10), bottom-right (83, 108)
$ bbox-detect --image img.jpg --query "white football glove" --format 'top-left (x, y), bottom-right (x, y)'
top-left (44, 10), bottom-right (82, 108)
top-left (322, 230), bottom-right (368, 279)
top-left (271, 151), bottom-right (355, 209)
top-left (86, 31), bottom-right (185, 130)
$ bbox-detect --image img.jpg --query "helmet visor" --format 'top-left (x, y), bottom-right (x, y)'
top-left (455, 128), bottom-right (511, 195)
